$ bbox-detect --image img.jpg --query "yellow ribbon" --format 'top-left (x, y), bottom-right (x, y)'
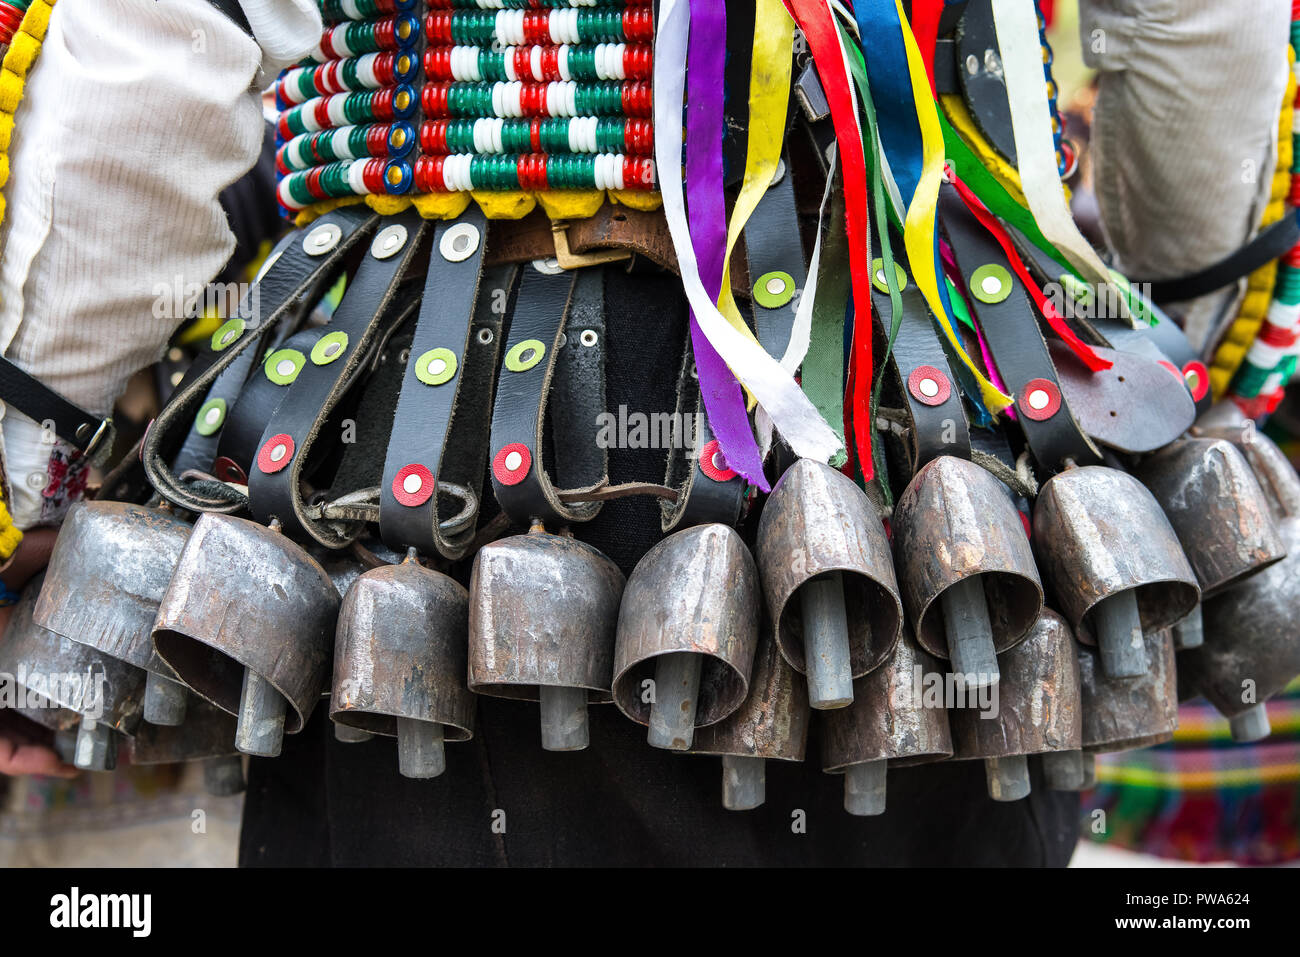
top-left (894, 0), bottom-right (1012, 411)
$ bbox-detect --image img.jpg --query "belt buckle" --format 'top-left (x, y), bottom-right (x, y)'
top-left (76, 417), bottom-right (115, 466)
top-left (550, 222), bottom-right (632, 270)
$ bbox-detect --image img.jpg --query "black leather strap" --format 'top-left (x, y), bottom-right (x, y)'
top-left (249, 209), bottom-right (429, 544)
top-left (0, 359), bottom-right (114, 464)
top-left (659, 337), bottom-right (746, 533)
top-left (1138, 211), bottom-right (1300, 305)
top-left (487, 262), bottom-right (608, 528)
top-left (377, 211), bottom-right (505, 559)
top-left (938, 182), bottom-right (1101, 473)
top-left (870, 227), bottom-right (972, 473)
top-left (143, 206), bottom-right (377, 512)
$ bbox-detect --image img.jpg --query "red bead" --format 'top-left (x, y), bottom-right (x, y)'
top-left (622, 82), bottom-right (653, 118)
top-left (1284, 241), bottom-right (1300, 268)
top-left (517, 153), bottom-right (546, 190)
top-left (540, 46), bottom-right (560, 81)
top-left (413, 156), bottom-right (446, 192)
top-left (625, 158), bottom-right (655, 190)
top-left (305, 166), bottom-right (327, 200)
top-left (314, 97), bottom-right (334, 130)
top-left (514, 46), bottom-right (533, 81)
top-left (275, 148), bottom-right (291, 176)
top-left (624, 44), bottom-right (653, 80)
top-left (520, 82), bottom-right (547, 117)
top-left (530, 117), bottom-right (542, 153)
top-left (522, 11), bottom-right (549, 45)
top-left (625, 119), bottom-right (653, 156)
top-left (624, 9), bottom-right (655, 41)
top-left (421, 83), bottom-right (450, 117)
top-left (374, 19), bottom-right (396, 51)
top-left (373, 87), bottom-right (395, 120)
top-left (420, 120), bottom-right (447, 154)
top-left (424, 47), bottom-right (451, 81)
top-left (368, 124), bottom-right (390, 156)
top-left (425, 13), bottom-right (452, 44)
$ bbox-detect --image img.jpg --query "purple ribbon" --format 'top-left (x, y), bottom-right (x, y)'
top-left (683, 1), bottom-right (769, 491)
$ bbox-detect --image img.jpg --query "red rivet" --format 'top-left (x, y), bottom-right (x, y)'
top-left (493, 443), bottom-right (532, 486)
top-left (393, 463), bottom-right (435, 507)
top-left (257, 434), bottom-right (295, 474)
top-left (1182, 360), bottom-right (1210, 402)
top-left (699, 439), bottom-right (736, 482)
top-left (1018, 378), bottom-right (1061, 421)
top-left (907, 365), bottom-right (951, 407)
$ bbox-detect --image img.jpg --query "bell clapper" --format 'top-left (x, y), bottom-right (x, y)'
top-left (1079, 752), bottom-right (1097, 789)
top-left (940, 576), bottom-right (1000, 690)
top-left (647, 651), bottom-right (702, 750)
top-left (984, 754), bottom-right (1031, 801)
top-left (74, 717), bottom-right (117, 771)
top-left (1041, 749), bottom-right (1088, 790)
top-left (53, 728), bottom-right (78, 765)
top-left (720, 754), bottom-right (766, 811)
top-left (235, 668), bottom-right (288, 758)
top-left (1172, 603), bottom-right (1204, 650)
top-left (799, 571), bottom-right (854, 709)
top-left (539, 684), bottom-right (590, 751)
top-left (843, 758), bottom-right (887, 816)
top-left (1092, 589), bottom-right (1149, 678)
top-left (203, 755), bottom-right (246, 797)
top-left (1228, 703), bottom-right (1271, 742)
top-left (143, 671), bottom-right (189, 726)
top-left (334, 722), bottom-right (373, 744)
top-left (396, 717), bottom-right (447, 777)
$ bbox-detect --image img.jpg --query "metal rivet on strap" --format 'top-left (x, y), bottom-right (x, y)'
top-left (476, 327), bottom-right (494, 345)
top-left (371, 223), bottom-right (408, 260)
top-left (505, 339), bottom-right (546, 372)
top-left (440, 222), bottom-right (481, 262)
top-left (770, 158), bottom-right (786, 185)
top-left (303, 222), bottom-right (342, 257)
top-left (754, 271), bottom-right (795, 309)
top-left (532, 257), bottom-right (563, 275)
top-left (971, 263), bottom-right (1013, 304)
top-left (580, 329), bottom-right (598, 347)
top-left (415, 347), bottom-right (458, 386)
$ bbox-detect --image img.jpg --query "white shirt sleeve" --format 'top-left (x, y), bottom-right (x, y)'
top-left (0, 0), bottom-right (319, 529)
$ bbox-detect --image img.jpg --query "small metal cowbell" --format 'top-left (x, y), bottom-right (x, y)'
top-left (127, 697), bottom-right (244, 796)
top-left (756, 458), bottom-right (903, 711)
top-left (34, 500), bottom-right (196, 727)
top-left (469, 527), bottom-right (625, 752)
top-left (153, 513), bottom-right (340, 758)
top-left (1034, 466), bottom-right (1199, 680)
top-left (821, 631), bottom-right (953, 816)
top-left (1183, 425), bottom-right (1300, 741)
top-left (689, 630), bottom-right (809, 810)
top-left (613, 524), bottom-right (759, 751)
top-left (1135, 437), bottom-right (1285, 598)
top-left (949, 609), bottom-right (1082, 801)
top-left (893, 456), bottom-right (1043, 690)
top-left (318, 549), bottom-right (375, 743)
top-left (1078, 627), bottom-right (1179, 754)
top-left (0, 575), bottom-right (145, 771)
top-left (331, 555), bottom-right (476, 778)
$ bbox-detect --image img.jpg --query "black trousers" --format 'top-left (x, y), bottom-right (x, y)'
top-left (238, 268), bottom-right (1081, 867)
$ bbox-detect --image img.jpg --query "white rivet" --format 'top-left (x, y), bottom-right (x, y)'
top-left (765, 276), bottom-right (787, 296)
top-left (580, 329), bottom-right (598, 347)
top-left (981, 275), bottom-right (1003, 296)
top-left (372, 223), bottom-right (408, 259)
top-left (770, 158), bottom-right (786, 185)
top-left (505, 451), bottom-right (523, 471)
top-left (324, 342), bottom-right (341, 357)
top-left (533, 257), bottom-right (563, 275)
top-left (270, 444), bottom-right (288, 463)
top-left (966, 54), bottom-right (980, 75)
top-left (204, 407), bottom-right (222, 426)
top-left (876, 268), bottom-right (889, 285)
top-left (477, 327), bottom-right (494, 345)
top-left (403, 473), bottom-right (423, 494)
top-left (303, 222), bottom-right (342, 256)
top-left (919, 377), bottom-right (939, 398)
top-left (276, 358), bottom-right (297, 377)
top-left (1028, 389), bottom-right (1050, 410)
top-left (712, 451), bottom-right (726, 472)
top-left (428, 358), bottom-right (447, 376)
top-left (220, 330), bottom-right (237, 346)
top-left (440, 222), bottom-right (481, 262)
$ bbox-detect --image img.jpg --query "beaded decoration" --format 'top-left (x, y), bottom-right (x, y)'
top-left (1227, 3), bottom-right (1300, 415)
top-left (276, 0), bottom-right (657, 216)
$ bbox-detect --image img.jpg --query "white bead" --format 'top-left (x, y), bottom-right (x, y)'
top-left (531, 44), bottom-right (544, 82)
top-left (558, 45), bottom-right (571, 81)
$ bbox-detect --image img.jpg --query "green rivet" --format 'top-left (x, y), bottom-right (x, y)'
top-left (416, 347), bottom-right (458, 386)
top-left (505, 338), bottom-right (546, 372)
top-left (195, 398), bottom-right (227, 436)
top-left (753, 271), bottom-right (796, 309)
top-left (870, 259), bottom-right (908, 294)
top-left (211, 318), bottom-right (245, 352)
top-left (971, 264), bottom-right (1013, 304)
top-left (265, 348), bottom-right (306, 386)
top-left (311, 331), bottom-right (349, 366)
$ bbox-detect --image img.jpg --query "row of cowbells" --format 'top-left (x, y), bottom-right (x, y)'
top-left (4, 407), bottom-right (1298, 811)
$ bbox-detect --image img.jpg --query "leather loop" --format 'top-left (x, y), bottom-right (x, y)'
top-left (378, 210), bottom-right (507, 559)
top-left (143, 206), bottom-right (378, 512)
top-left (487, 263), bottom-right (610, 528)
top-left (938, 182), bottom-right (1101, 472)
top-left (248, 208), bottom-right (429, 545)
